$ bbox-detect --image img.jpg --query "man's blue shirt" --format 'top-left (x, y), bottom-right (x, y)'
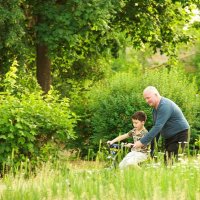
top-left (140, 97), bottom-right (189, 145)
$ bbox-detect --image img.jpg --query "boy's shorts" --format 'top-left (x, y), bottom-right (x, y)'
top-left (119, 151), bottom-right (147, 169)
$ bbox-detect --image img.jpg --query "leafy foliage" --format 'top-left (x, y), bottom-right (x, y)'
top-left (86, 73), bottom-right (151, 145)
top-left (143, 65), bottom-right (200, 150)
top-left (113, 0), bottom-right (194, 54)
top-left (0, 61), bottom-right (77, 170)
top-left (82, 65), bottom-right (199, 152)
top-left (0, 0), bottom-right (26, 74)
top-left (143, 66), bottom-right (197, 119)
top-left (191, 39), bottom-right (200, 89)
top-left (0, 0), bottom-right (198, 88)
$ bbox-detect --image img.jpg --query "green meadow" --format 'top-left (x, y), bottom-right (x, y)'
top-left (0, 155), bottom-right (199, 200)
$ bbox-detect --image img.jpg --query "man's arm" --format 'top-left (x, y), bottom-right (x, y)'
top-left (140, 102), bottom-right (172, 145)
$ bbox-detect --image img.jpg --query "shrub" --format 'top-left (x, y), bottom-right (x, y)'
top-left (0, 61), bottom-right (77, 172)
top-left (87, 72), bottom-right (152, 145)
top-left (143, 66), bottom-right (200, 150)
top-left (84, 66), bottom-right (199, 153)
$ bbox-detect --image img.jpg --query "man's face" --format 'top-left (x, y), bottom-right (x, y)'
top-left (132, 119), bottom-right (144, 130)
top-left (143, 90), bottom-right (158, 107)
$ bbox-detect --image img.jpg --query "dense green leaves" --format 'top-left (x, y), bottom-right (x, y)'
top-left (0, 0), bottom-right (26, 74)
top-left (113, 0), bottom-right (193, 54)
top-left (82, 66), bottom-right (199, 151)
top-left (1, 0), bottom-right (198, 73)
top-left (26, 0), bottom-right (123, 58)
top-left (0, 61), bottom-right (77, 169)
top-left (0, 93), bottom-right (77, 167)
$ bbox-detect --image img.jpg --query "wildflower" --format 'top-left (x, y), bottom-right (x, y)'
top-left (65, 179), bottom-right (71, 187)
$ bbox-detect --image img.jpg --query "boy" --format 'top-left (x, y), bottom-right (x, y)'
top-left (107, 111), bottom-right (149, 169)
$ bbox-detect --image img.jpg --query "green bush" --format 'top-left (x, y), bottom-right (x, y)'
top-left (143, 66), bottom-right (200, 150)
top-left (143, 66), bottom-right (198, 120)
top-left (84, 66), bottom-right (199, 152)
top-left (191, 38), bottom-right (200, 89)
top-left (0, 61), bottom-right (77, 171)
top-left (87, 72), bottom-right (152, 145)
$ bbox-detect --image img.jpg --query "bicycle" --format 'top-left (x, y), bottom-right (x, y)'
top-left (107, 143), bottom-right (129, 169)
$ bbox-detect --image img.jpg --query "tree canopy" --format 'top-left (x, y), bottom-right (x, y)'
top-left (0, 0), bottom-right (199, 92)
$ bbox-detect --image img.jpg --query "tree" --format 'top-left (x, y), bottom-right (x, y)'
top-left (0, 1), bottom-right (25, 74)
top-left (0, 0), bottom-right (198, 93)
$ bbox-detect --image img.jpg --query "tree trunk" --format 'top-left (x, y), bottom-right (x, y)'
top-left (36, 44), bottom-right (51, 93)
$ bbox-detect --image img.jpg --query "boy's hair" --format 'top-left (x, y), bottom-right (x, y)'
top-left (132, 111), bottom-right (147, 122)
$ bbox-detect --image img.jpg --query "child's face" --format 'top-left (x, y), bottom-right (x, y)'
top-left (132, 119), bottom-right (144, 130)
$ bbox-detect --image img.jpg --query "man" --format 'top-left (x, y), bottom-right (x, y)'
top-left (133, 86), bottom-right (189, 163)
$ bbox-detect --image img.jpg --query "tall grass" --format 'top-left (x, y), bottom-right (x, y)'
top-left (0, 156), bottom-right (199, 200)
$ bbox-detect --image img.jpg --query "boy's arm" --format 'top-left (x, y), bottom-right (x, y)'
top-left (107, 133), bottom-right (129, 145)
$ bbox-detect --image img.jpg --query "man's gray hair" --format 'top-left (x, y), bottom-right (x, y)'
top-left (143, 86), bottom-right (160, 95)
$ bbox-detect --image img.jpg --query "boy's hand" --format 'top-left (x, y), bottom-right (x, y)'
top-left (107, 141), bottom-right (113, 145)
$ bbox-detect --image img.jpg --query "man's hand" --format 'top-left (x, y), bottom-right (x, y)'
top-left (133, 140), bottom-right (144, 148)
top-left (124, 143), bottom-right (133, 148)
